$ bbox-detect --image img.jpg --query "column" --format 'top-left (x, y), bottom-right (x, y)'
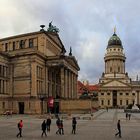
top-left (71, 72), bottom-right (74, 99)
top-left (45, 67), bottom-right (48, 97)
top-left (73, 74), bottom-right (76, 99)
top-left (7, 64), bottom-right (14, 97)
top-left (42, 66), bottom-right (45, 94)
top-left (64, 69), bottom-right (68, 98)
top-left (66, 70), bottom-right (69, 98)
top-left (69, 71), bottom-right (71, 99)
top-left (74, 74), bottom-right (77, 99)
top-left (60, 68), bottom-right (65, 98)
top-left (31, 62), bottom-right (37, 96)
top-left (1, 80), bottom-right (3, 93)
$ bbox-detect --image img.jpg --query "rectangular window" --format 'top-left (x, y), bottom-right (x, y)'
top-left (3, 80), bottom-right (4, 93)
top-left (107, 93), bottom-right (110, 95)
top-left (108, 100), bottom-right (110, 105)
top-left (126, 100), bottom-right (128, 105)
top-left (2, 102), bottom-right (5, 109)
top-left (29, 39), bottom-right (33, 48)
top-left (6, 67), bottom-right (8, 77)
top-left (19, 40), bottom-right (25, 49)
top-left (13, 42), bottom-right (15, 50)
top-left (2, 66), bottom-right (4, 76)
top-left (120, 93), bottom-right (123, 95)
top-left (101, 100), bottom-right (104, 105)
top-left (37, 66), bottom-right (43, 79)
top-left (48, 82), bottom-right (50, 97)
top-left (48, 70), bottom-right (51, 81)
top-left (101, 93), bottom-right (104, 95)
top-left (120, 100), bottom-right (122, 105)
top-left (5, 43), bottom-right (8, 51)
top-left (126, 93), bottom-right (129, 96)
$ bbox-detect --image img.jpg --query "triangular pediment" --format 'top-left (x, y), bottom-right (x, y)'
top-left (102, 80), bottom-right (129, 87)
top-left (65, 56), bottom-right (80, 71)
top-left (46, 33), bottom-right (65, 50)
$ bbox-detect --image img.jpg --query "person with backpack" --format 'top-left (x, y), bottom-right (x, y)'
top-left (41, 120), bottom-right (47, 137)
top-left (16, 120), bottom-right (23, 138)
top-left (72, 117), bottom-right (77, 134)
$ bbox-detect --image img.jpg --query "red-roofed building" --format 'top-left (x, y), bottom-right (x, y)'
top-left (86, 84), bottom-right (99, 97)
top-left (78, 80), bottom-right (99, 98)
top-left (77, 81), bottom-right (89, 97)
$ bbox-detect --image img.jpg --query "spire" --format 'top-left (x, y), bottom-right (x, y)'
top-left (69, 46), bottom-right (72, 56)
top-left (114, 26), bottom-right (116, 34)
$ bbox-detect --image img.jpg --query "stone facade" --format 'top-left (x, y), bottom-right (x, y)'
top-left (98, 30), bottom-right (140, 108)
top-left (60, 99), bottom-right (99, 113)
top-left (0, 27), bottom-right (80, 114)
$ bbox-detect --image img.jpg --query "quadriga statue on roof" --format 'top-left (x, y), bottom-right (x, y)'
top-left (47, 21), bottom-right (59, 33)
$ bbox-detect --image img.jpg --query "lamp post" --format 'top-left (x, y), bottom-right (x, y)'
top-left (38, 94), bottom-right (47, 114)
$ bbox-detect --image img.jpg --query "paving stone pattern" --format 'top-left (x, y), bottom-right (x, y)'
top-left (0, 109), bottom-right (140, 140)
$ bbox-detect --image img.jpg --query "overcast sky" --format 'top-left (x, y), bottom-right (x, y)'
top-left (0, 0), bottom-right (140, 84)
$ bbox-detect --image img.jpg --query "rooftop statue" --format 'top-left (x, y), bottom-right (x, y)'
top-left (47, 21), bottom-right (59, 33)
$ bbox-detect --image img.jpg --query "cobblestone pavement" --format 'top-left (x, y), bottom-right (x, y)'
top-left (0, 109), bottom-right (140, 140)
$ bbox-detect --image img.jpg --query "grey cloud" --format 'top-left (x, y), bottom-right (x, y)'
top-left (1, 0), bottom-right (140, 83)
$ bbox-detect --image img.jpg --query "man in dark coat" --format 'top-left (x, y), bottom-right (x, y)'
top-left (41, 120), bottom-right (47, 137)
top-left (115, 120), bottom-right (121, 138)
top-left (72, 117), bottom-right (77, 134)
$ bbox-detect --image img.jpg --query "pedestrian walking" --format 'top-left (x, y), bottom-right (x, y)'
top-left (59, 120), bottom-right (64, 135)
top-left (41, 120), bottom-right (47, 137)
top-left (115, 120), bottom-right (121, 138)
top-left (56, 117), bottom-right (60, 134)
top-left (128, 113), bottom-right (131, 120)
top-left (16, 120), bottom-right (23, 138)
top-left (126, 113), bottom-right (128, 120)
top-left (72, 117), bottom-right (77, 134)
top-left (46, 116), bottom-right (51, 132)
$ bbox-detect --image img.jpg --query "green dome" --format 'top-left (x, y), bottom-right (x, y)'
top-left (107, 33), bottom-right (122, 48)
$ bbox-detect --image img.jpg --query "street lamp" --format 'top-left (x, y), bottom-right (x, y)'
top-left (38, 94), bottom-right (47, 114)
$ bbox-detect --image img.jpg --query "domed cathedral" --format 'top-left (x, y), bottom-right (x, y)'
top-left (98, 28), bottom-right (140, 108)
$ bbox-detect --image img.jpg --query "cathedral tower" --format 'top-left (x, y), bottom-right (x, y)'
top-left (98, 29), bottom-right (134, 108)
top-left (104, 29), bottom-right (126, 78)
